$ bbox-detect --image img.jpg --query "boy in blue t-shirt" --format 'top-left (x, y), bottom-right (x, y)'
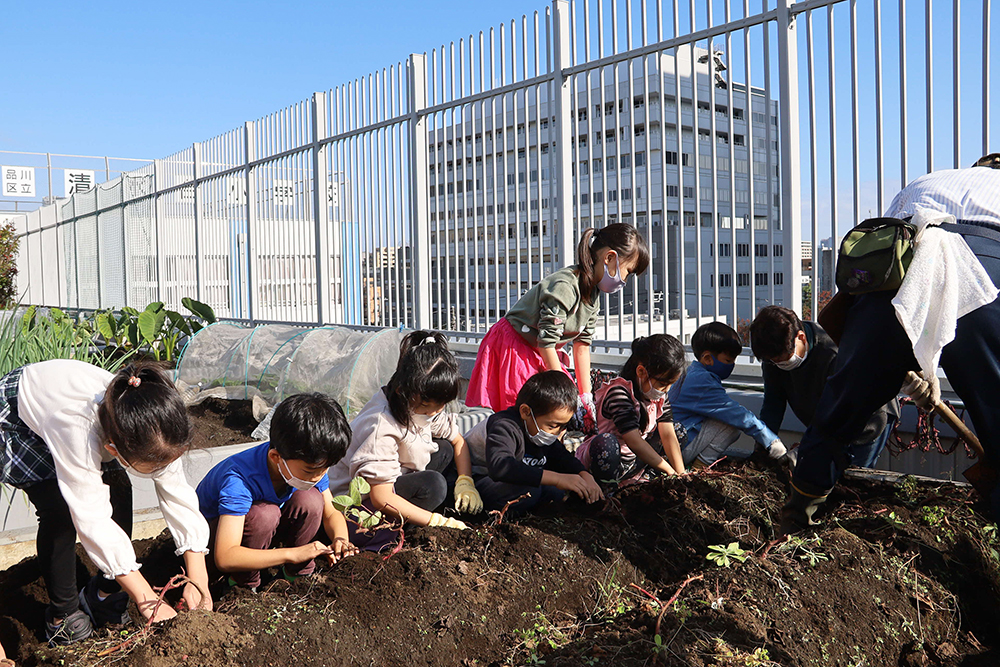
top-left (668, 322), bottom-right (790, 467)
top-left (197, 393), bottom-right (356, 589)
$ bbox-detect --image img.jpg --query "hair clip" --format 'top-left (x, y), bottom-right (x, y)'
top-left (128, 376), bottom-right (141, 388)
top-left (419, 336), bottom-right (437, 346)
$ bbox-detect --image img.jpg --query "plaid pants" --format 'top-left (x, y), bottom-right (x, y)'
top-left (0, 367), bottom-right (57, 488)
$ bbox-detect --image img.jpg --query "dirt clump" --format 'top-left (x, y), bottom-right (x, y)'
top-left (187, 398), bottom-right (259, 449)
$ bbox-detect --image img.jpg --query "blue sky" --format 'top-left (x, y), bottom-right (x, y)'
top-left (0, 1), bottom-right (543, 158)
top-left (1, 0), bottom-right (995, 239)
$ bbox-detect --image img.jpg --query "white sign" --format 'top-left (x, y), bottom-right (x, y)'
top-left (274, 179), bottom-right (295, 206)
top-left (64, 169), bottom-right (95, 197)
top-left (2, 166), bottom-right (35, 197)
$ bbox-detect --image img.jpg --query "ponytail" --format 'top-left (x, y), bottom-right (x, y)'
top-left (575, 223), bottom-right (651, 304)
top-left (98, 361), bottom-right (191, 464)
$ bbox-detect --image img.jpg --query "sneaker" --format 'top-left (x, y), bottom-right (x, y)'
top-left (45, 608), bottom-right (93, 646)
top-left (78, 576), bottom-right (130, 628)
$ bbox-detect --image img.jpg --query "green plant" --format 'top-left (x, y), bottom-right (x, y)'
top-left (920, 506), bottom-right (946, 527)
top-left (706, 542), bottom-right (749, 567)
top-left (777, 536), bottom-right (830, 567)
top-left (93, 298), bottom-right (216, 361)
top-left (331, 477), bottom-right (384, 529)
top-left (885, 511), bottom-right (905, 528)
top-left (896, 475), bottom-right (919, 503)
top-left (0, 222), bottom-right (19, 308)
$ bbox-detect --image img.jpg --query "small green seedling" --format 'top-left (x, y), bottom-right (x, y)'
top-left (332, 477), bottom-right (383, 529)
top-left (706, 542), bottom-right (749, 567)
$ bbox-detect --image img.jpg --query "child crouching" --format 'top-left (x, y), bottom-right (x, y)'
top-left (475, 371), bottom-right (604, 515)
top-left (577, 334), bottom-right (687, 490)
top-left (197, 393), bottom-right (356, 590)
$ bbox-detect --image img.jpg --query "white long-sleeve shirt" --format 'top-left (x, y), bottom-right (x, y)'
top-left (885, 166), bottom-right (1000, 222)
top-left (16, 359), bottom-right (209, 578)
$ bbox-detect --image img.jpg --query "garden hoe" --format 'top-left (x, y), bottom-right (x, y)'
top-left (903, 371), bottom-right (997, 498)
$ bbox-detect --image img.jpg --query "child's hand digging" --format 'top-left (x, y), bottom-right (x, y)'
top-left (291, 541), bottom-right (335, 564)
top-left (328, 537), bottom-right (358, 564)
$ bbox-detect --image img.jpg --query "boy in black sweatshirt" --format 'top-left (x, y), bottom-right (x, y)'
top-left (749, 306), bottom-right (899, 468)
top-left (474, 371), bottom-right (604, 514)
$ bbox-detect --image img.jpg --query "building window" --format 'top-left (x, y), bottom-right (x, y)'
top-left (755, 272), bottom-right (769, 286)
top-left (737, 243), bottom-right (749, 257)
top-left (635, 152), bottom-right (646, 167)
top-left (666, 151), bottom-right (678, 165)
top-left (683, 186), bottom-right (694, 199)
top-left (666, 185), bottom-right (679, 197)
top-left (774, 272), bottom-right (784, 285)
top-left (737, 273), bottom-right (750, 287)
top-left (773, 244), bottom-right (784, 257)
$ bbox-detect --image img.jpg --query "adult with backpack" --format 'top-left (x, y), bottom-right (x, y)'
top-left (781, 154), bottom-right (1000, 533)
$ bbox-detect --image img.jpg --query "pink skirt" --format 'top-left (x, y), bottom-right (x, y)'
top-left (466, 318), bottom-right (572, 411)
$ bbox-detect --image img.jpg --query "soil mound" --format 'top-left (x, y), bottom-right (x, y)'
top-left (3, 458), bottom-right (998, 666)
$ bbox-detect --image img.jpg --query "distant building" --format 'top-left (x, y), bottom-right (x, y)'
top-left (422, 45), bottom-right (787, 337)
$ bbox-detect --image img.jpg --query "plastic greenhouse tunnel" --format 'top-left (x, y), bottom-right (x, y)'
top-left (174, 322), bottom-right (403, 422)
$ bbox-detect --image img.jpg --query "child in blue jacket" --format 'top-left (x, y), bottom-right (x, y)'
top-left (668, 322), bottom-right (789, 467)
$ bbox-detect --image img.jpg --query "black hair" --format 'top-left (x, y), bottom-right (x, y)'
top-left (98, 361), bottom-right (191, 465)
top-left (691, 321), bottom-right (743, 359)
top-left (268, 393), bottom-right (351, 467)
top-left (576, 223), bottom-right (650, 304)
top-left (514, 370), bottom-right (578, 416)
top-left (749, 306), bottom-right (803, 360)
top-left (386, 330), bottom-right (460, 431)
top-left (973, 153), bottom-right (1000, 169)
top-left (620, 334), bottom-right (686, 384)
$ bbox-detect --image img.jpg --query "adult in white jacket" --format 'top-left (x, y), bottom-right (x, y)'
top-left (1, 359), bottom-right (211, 645)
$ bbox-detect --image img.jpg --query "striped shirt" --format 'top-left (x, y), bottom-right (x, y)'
top-left (884, 167), bottom-right (1000, 222)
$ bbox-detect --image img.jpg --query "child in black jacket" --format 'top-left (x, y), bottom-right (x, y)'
top-left (475, 371), bottom-right (604, 515)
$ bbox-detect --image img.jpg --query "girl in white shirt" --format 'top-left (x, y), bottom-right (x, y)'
top-left (328, 331), bottom-right (483, 546)
top-left (0, 360), bottom-right (211, 646)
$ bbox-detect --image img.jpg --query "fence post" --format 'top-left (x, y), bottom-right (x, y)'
top-left (551, 0), bottom-right (574, 268)
top-left (153, 160), bottom-right (164, 305)
top-left (244, 121), bottom-right (258, 324)
top-left (311, 91), bottom-right (330, 326)
top-left (192, 142), bottom-right (203, 304)
top-left (776, 0), bottom-right (803, 313)
top-left (408, 54), bottom-right (432, 331)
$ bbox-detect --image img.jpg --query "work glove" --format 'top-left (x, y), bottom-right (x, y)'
top-left (428, 513), bottom-right (468, 530)
top-left (768, 439), bottom-right (788, 460)
top-left (575, 392), bottom-right (597, 434)
top-left (778, 488), bottom-right (829, 535)
top-left (453, 475), bottom-right (484, 514)
top-left (902, 371), bottom-right (940, 411)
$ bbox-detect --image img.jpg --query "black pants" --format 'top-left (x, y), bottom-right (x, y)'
top-left (349, 438), bottom-right (456, 552)
top-left (795, 223), bottom-right (1000, 518)
top-left (23, 463), bottom-right (133, 617)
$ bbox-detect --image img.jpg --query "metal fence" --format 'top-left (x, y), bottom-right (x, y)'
top-left (12, 0), bottom-right (996, 348)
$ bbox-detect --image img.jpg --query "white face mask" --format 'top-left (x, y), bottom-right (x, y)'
top-left (774, 351), bottom-right (805, 371)
top-left (527, 409), bottom-right (560, 447)
top-left (411, 409), bottom-right (443, 430)
top-left (278, 457), bottom-right (320, 491)
top-left (644, 380), bottom-right (667, 401)
top-left (111, 448), bottom-right (165, 479)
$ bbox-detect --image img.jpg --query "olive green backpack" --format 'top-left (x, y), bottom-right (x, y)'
top-left (835, 217), bottom-right (916, 294)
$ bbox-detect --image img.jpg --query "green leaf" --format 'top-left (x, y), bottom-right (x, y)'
top-left (126, 321), bottom-right (141, 349)
top-left (182, 297), bottom-right (217, 323)
top-left (331, 495), bottom-right (355, 514)
top-left (349, 476), bottom-right (371, 497)
top-left (138, 308), bottom-right (166, 345)
top-left (144, 301), bottom-right (164, 313)
top-left (121, 306), bottom-right (139, 316)
top-left (95, 312), bottom-right (115, 341)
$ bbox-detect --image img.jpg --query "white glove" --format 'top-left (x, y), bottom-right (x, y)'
top-left (580, 392), bottom-right (596, 418)
top-left (784, 445), bottom-right (798, 469)
top-left (428, 513), bottom-right (468, 530)
top-left (901, 372), bottom-right (940, 411)
top-left (768, 439), bottom-right (787, 460)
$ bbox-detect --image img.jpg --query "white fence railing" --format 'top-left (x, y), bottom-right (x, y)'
top-left (12, 0), bottom-right (996, 348)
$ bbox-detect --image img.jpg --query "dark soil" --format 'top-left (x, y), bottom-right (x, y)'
top-left (187, 398), bottom-right (259, 449)
top-left (3, 454), bottom-right (999, 667)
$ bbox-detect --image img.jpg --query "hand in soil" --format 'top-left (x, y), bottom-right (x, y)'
top-left (182, 580), bottom-right (213, 612)
top-left (554, 472), bottom-right (605, 504)
top-left (290, 541), bottom-right (335, 564)
top-left (327, 537), bottom-right (358, 564)
top-left (139, 597), bottom-right (178, 623)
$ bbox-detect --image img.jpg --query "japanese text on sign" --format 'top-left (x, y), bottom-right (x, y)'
top-left (64, 170), bottom-right (95, 196)
top-left (2, 166), bottom-right (35, 198)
